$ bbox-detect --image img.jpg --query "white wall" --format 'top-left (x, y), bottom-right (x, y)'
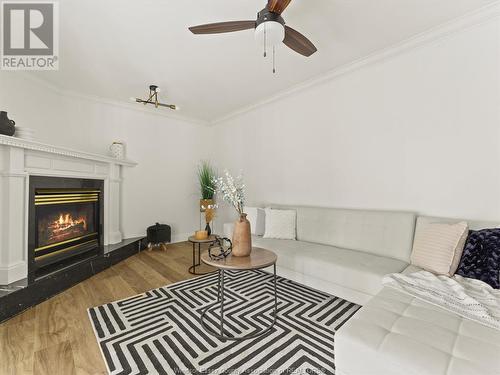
top-left (1, 15), bottom-right (498, 242)
top-left (212, 19), bottom-right (500, 222)
top-left (0, 73), bottom-right (210, 241)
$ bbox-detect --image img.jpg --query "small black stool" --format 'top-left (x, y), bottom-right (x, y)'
top-left (146, 223), bottom-right (171, 251)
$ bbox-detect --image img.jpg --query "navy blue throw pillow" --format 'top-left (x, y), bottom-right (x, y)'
top-left (456, 228), bottom-right (500, 289)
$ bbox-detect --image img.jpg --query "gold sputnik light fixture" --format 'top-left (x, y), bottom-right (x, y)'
top-left (130, 85), bottom-right (179, 110)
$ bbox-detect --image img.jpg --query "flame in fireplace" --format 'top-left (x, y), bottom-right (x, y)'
top-left (53, 213), bottom-right (87, 234)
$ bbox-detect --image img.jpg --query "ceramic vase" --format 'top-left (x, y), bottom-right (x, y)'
top-left (15, 127), bottom-right (35, 140)
top-left (0, 111), bottom-right (15, 136)
top-left (232, 213), bottom-right (252, 257)
top-left (109, 142), bottom-right (125, 159)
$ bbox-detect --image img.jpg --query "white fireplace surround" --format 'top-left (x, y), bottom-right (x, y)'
top-left (0, 134), bottom-right (137, 285)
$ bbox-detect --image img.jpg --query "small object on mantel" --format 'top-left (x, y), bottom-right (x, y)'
top-left (109, 141), bottom-right (125, 159)
top-left (15, 127), bottom-right (35, 140)
top-left (146, 223), bottom-right (171, 251)
top-left (195, 230), bottom-right (208, 240)
top-left (0, 111), bottom-right (15, 136)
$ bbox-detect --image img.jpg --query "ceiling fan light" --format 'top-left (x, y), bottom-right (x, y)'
top-left (255, 21), bottom-right (284, 47)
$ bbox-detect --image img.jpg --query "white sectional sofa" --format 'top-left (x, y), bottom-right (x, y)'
top-left (336, 216), bottom-right (500, 375)
top-left (252, 205), bottom-right (417, 305)
top-left (226, 206), bottom-right (500, 375)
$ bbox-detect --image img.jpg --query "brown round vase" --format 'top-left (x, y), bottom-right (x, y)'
top-left (232, 213), bottom-right (252, 257)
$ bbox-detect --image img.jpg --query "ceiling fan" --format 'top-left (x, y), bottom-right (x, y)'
top-left (188, 0), bottom-right (317, 58)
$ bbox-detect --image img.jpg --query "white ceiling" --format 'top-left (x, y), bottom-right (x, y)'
top-left (33, 0), bottom-right (496, 122)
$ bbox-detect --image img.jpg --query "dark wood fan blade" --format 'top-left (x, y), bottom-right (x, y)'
top-left (189, 21), bottom-right (255, 34)
top-left (283, 26), bottom-right (317, 57)
top-left (267, 0), bottom-right (292, 14)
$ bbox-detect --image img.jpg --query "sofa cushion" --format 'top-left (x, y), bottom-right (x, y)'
top-left (410, 221), bottom-right (468, 276)
top-left (263, 208), bottom-right (296, 240)
top-left (253, 236), bottom-right (407, 298)
top-left (245, 207), bottom-right (266, 235)
top-left (335, 287), bottom-right (500, 375)
top-left (269, 205), bottom-right (416, 262)
top-left (456, 228), bottom-right (500, 289)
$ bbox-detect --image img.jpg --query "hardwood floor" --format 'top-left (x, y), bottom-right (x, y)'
top-left (0, 241), bottom-right (214, 375)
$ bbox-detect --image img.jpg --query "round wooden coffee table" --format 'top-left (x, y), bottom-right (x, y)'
top-left (200, 247), bottom-right (278, 341)
top-left (188, 235), bottom-right (218, 275)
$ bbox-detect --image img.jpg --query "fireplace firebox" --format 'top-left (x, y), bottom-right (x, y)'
top-left (29, 176), bottom-right (104, 280)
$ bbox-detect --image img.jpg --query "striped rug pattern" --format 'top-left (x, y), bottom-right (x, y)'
top-left (88, 270), bottom-right (360, 374)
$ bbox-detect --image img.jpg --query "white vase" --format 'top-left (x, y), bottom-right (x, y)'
top-left (109, 142), bottom-right (125, 159)
top-left (15, 127), bottom-right (35, 140)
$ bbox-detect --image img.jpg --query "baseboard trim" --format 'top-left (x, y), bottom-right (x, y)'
top-left (0, 261), bottom-right (28, 285)
top-left (171, 232), bottom-right (192, 244)
top-left (126, 232), bottom-right (192, 245)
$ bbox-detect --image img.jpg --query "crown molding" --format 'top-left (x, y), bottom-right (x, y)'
top-left (21, 74), bottom-right (210, 127)
top-left (13, 2), bottom-right (500, 127)
top-left (210, 1), bottom-right (500, 126)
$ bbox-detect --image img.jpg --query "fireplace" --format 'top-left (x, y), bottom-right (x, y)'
top-left (29, 177), bottom-right (104, 279)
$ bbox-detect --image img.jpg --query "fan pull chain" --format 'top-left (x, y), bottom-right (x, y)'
top-left (263, 22), bottom-right (267, 57)
top-left (273, 45), bottom-right (276, 74)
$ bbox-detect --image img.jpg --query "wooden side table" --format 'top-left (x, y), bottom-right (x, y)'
top-left (200, 247), bottom-right (278, 341)
top-left (188, 235), bottom-right (217, 275)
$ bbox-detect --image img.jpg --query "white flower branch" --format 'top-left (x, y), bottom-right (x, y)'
top-left (212, 170), bottom-right (246, 216)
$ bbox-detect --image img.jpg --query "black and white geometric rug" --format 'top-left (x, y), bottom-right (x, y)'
top-left (88, 270), bottom-right (360, 375)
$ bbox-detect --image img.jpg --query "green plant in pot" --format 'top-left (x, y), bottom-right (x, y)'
top-left (197, 161), bottom-right (217, 234)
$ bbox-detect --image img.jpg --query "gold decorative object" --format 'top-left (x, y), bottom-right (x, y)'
top-left (195, 230), bottom-right (208, 240)
top-left (200, 198), bottom-right (215, 213)
top-left (205, 207), bottom-right (215, 223)
top-left (35, 192), bottom-right (99, 205)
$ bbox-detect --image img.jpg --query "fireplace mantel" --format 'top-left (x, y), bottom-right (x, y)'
top-left (0, 135), bottom-right (137, 284)
top-left (0, 135), bottom-right (137, 167)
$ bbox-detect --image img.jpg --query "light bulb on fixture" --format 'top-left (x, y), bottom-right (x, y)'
top-left (254, 10), bottom-right (285, 74)
top-left (254, 21), bottom-right (285, 47)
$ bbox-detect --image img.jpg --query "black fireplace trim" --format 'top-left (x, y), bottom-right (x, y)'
top-left (28, 176), bottom-right (104, 281)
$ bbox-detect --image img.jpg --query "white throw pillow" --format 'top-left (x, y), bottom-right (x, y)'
top-left (410, 221), bottom-right (469, 276)
top-left (245, 207), bottom-right (266, 236)
top-left (263, 208), bottom-right (296, 240)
